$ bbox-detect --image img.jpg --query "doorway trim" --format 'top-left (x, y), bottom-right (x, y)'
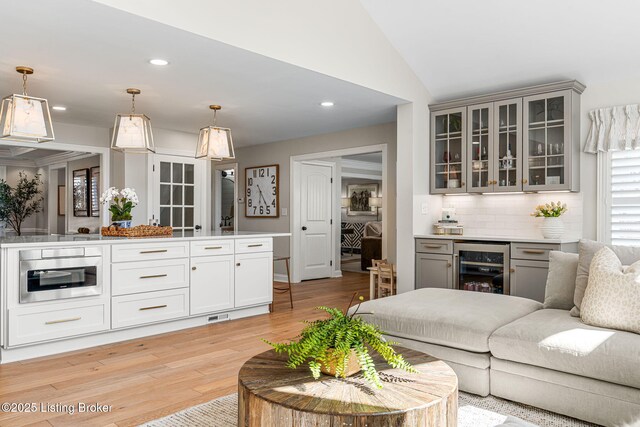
top-left (290, 143), bottom-right (388, 283)
top-left (213, 162), bottom-right (238, 232)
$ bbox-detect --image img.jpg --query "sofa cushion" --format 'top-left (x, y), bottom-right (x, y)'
top-left (581, 247), bottom-right (640, 334)
top-left (354, 288), bottom-right (541, 353)
top-left (543, 251), bottom-right (578, 310)
top-left (572, 239), bottom-right (640, 317)
top-left (489, 308), bottom-right (640, 389)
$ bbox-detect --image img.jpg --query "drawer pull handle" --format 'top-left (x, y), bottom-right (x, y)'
top-left (140, 249), bottom-right (168, 254)
top-left (139, 304), bottom-right (168, 311)
top-left (247, 244), bottom-right (263, 248)
top-left (423, 244), bottom-right (443, 248)
top-left (45, 317), bottom-right (81, 325)
top-left (205, 246), bottom-right (223, 250)
top-left (139, 274), bottom-right (168, 279)
top-left (522, 249), bottom-right (545, 254)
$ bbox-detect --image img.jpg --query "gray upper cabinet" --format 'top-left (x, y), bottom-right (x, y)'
top-left (429, 81), bottom-right (584, 195)
top-left (467, 103), bottom-right (493, 193)
top-left (523, 89), bottom-right (580, 192)
top-left (431, 108), bottom-right (467, 194)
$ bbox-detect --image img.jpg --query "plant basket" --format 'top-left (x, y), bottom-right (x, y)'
top-left (321, 348), bottom-right (361, 377)
top-left (101, 225), bottom-right (173, 238)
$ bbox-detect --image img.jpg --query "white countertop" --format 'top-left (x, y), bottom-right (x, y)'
top-left (414, 234), bottom-right (579, 244)
top-left (0, 231), bottom-right (291, 248)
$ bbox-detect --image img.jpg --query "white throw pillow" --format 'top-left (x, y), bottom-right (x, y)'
top-left (580, 247), bottom-right (640, 334)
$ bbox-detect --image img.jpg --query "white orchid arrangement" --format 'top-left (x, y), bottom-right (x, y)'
top-left (100, 187), bottom-right (138, 221)
top-left (531, 201), bottom-right (567, 218)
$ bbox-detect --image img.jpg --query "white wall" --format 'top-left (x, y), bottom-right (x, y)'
top-left (3, 167), bottom-right (47, 234)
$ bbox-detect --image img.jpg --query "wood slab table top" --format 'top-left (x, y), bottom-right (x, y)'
top-left (238, 346), bottom-right (458, 426)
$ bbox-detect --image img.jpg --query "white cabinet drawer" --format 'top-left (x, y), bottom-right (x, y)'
top-left (8, 300), bottom-right (109, 347)
top-left (190, 240), bottom-right (234, 257)
top-left (111, 258), bottom-right (189, 296)
top-left (111, 242), bottom-right (189, 263)
top-left (235, 238), bottom-right (272, 254)
top-left (112, 288), bottom-right (189, 329)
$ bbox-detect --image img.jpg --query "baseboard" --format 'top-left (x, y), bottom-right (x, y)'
top-left (274, 273), bottom-right (290, 283)
top-left (333, 270), bottom-right (342, 278)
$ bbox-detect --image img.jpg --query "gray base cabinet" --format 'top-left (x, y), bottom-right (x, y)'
top-left (415, 237), bottom-right (577, 303)
top-left (509, 259), bottom-right (549, 302)
top-left (416, 253), bottom-right (453, 289)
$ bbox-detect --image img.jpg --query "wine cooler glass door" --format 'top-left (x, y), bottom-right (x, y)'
top-left (454, 243), bottom-right (510, 295)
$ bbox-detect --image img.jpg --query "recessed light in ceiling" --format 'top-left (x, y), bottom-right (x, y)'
top-left (52, 105), bottom-right (67, 111)
top-left (149, 59), bottom-right (169, 66)
top-left (320, 101), bottom-right (334, 107)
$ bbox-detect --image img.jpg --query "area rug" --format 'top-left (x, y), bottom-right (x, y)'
top-left (141, 392), bottom-right (598, 427)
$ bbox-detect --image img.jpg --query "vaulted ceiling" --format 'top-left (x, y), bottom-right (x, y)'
top-left (360, 0), bottom-right (640, 101)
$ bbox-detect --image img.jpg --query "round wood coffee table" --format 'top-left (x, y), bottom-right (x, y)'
top-left (238, 347), bottom-right (457, 426)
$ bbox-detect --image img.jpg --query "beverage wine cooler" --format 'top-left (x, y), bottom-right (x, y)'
top-left (454, 242), bottom-right (510, 295)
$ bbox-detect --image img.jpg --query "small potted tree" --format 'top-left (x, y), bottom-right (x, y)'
top-left (264, 293), bottom-right (418, 389)
top-left (0, 172), bottom-right (44, 236)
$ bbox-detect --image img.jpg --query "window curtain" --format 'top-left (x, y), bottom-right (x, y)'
top-left (584, 104), bottom-right (640, 153)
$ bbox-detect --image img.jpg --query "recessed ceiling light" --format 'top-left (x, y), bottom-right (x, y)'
top-left (320, 101), bottom-right (334, 107)
top-left (52, 106), bottom-right (67, 111)
top-left (149, 59), bottom-right (169, 66)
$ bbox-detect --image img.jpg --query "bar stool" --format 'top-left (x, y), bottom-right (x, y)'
top-left (272, 256), bottom-right (293, 311)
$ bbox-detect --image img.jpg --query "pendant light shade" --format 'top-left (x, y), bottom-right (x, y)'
top-left (195, 105), bottom-right (235, 160)
top-left (0, 66), bottom-right (54, 143)
top-left (111, 88), bottom-right (155, 153)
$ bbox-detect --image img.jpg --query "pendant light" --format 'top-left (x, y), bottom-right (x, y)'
top-left (195, 105), bottom-right (235, 160)
top-left (0, 66), bottom-right (54, 143)
top-left (111, 88), bottom-right (155, 153)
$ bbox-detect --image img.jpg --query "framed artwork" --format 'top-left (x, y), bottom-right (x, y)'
top-left (245, 164), bottom-right (279, 218)
top-left (90, 166), bottom-right (100, 217)
top-left (57, 185), bottom-right (66, 216)
top-left (347, 183), bottom-right (377, 216)
top-left (72, 169), bottom-right (90, 217)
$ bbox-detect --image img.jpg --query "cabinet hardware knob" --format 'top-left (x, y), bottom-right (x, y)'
top-left (236, 262), bottom-right (241, 266)
top-left (192, 266), bottom-right (197, 271)
top-left (522, 179), bottom-right (528, 184)
top-left (510, 268), bottom-right (515, 273)
top-left (460, 182), bottom-right (465, 186)
top-left (447, 262), bottom-right (452, 267)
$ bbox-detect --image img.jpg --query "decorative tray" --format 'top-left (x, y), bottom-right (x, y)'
top-left (101, 225), bottom-right (173, 238)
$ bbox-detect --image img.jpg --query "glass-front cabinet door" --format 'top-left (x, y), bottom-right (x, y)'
top-left (467, 103), bottom-right (493, 193)
top-left (493, 98), bottom-right (522, 192)
top-left (431, 108), bottom-right (466, 194)
top-left (523, 90), bottom-right (572, 191)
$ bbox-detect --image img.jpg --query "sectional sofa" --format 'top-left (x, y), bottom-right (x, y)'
top-left (356, 241), bottom-right (640, 427)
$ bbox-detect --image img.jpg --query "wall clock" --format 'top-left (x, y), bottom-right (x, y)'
top-left (245, 164), bottom-right (279, 218)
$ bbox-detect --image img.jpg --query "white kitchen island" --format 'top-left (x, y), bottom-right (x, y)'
top-left (0, 231), bottom-right (289, 363)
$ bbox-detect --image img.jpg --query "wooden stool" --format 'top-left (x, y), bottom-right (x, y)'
top-left (272, 256), bottom-right (293, 311)
top-left (377, 262), bottom-right (396, 298)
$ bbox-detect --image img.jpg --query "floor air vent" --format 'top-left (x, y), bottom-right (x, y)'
top-left (208, 314), bottom-right (230, 323)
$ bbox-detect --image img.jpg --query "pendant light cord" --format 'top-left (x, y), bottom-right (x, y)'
top-left (22, 73), bottom-right (28, 96)
top-left (212, 108), bottom-right (217, 127)
top-left (131, 93), bottom-right (136, 115)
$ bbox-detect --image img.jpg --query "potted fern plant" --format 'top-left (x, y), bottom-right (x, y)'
top-left (264, 293), bottom-right (417, 389)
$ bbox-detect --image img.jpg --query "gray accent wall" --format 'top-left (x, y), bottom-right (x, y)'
top-left (221, 122), bottom-right (397, 275)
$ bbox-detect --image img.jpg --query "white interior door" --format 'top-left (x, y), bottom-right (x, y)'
top-left (153, 155), bottom-right (203, 233)
top-left (299, 162), bottom-right (333, 280)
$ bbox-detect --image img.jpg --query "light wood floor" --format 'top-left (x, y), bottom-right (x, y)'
top-left (0, 273), bottom-right (369, 427)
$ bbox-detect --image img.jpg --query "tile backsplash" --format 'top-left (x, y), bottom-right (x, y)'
top-left (441, 193), bottom-right (583, 239)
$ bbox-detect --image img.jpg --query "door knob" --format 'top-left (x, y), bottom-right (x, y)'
top-left (192, 266), bottom-right (197, 271)
top-left (302, 226), bottom-right (307, 231)
top-left (195, 225), bottom-right (202, 230)
top-left (236, 262), bottom-right (241, 267)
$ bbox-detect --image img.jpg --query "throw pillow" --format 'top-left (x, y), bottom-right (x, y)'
top-left (543, 251), bottom-right (579, 310)
top-left (580, 247), bottom-right (640, 334)
top-left (571, 239), bottom-right (640, 317)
